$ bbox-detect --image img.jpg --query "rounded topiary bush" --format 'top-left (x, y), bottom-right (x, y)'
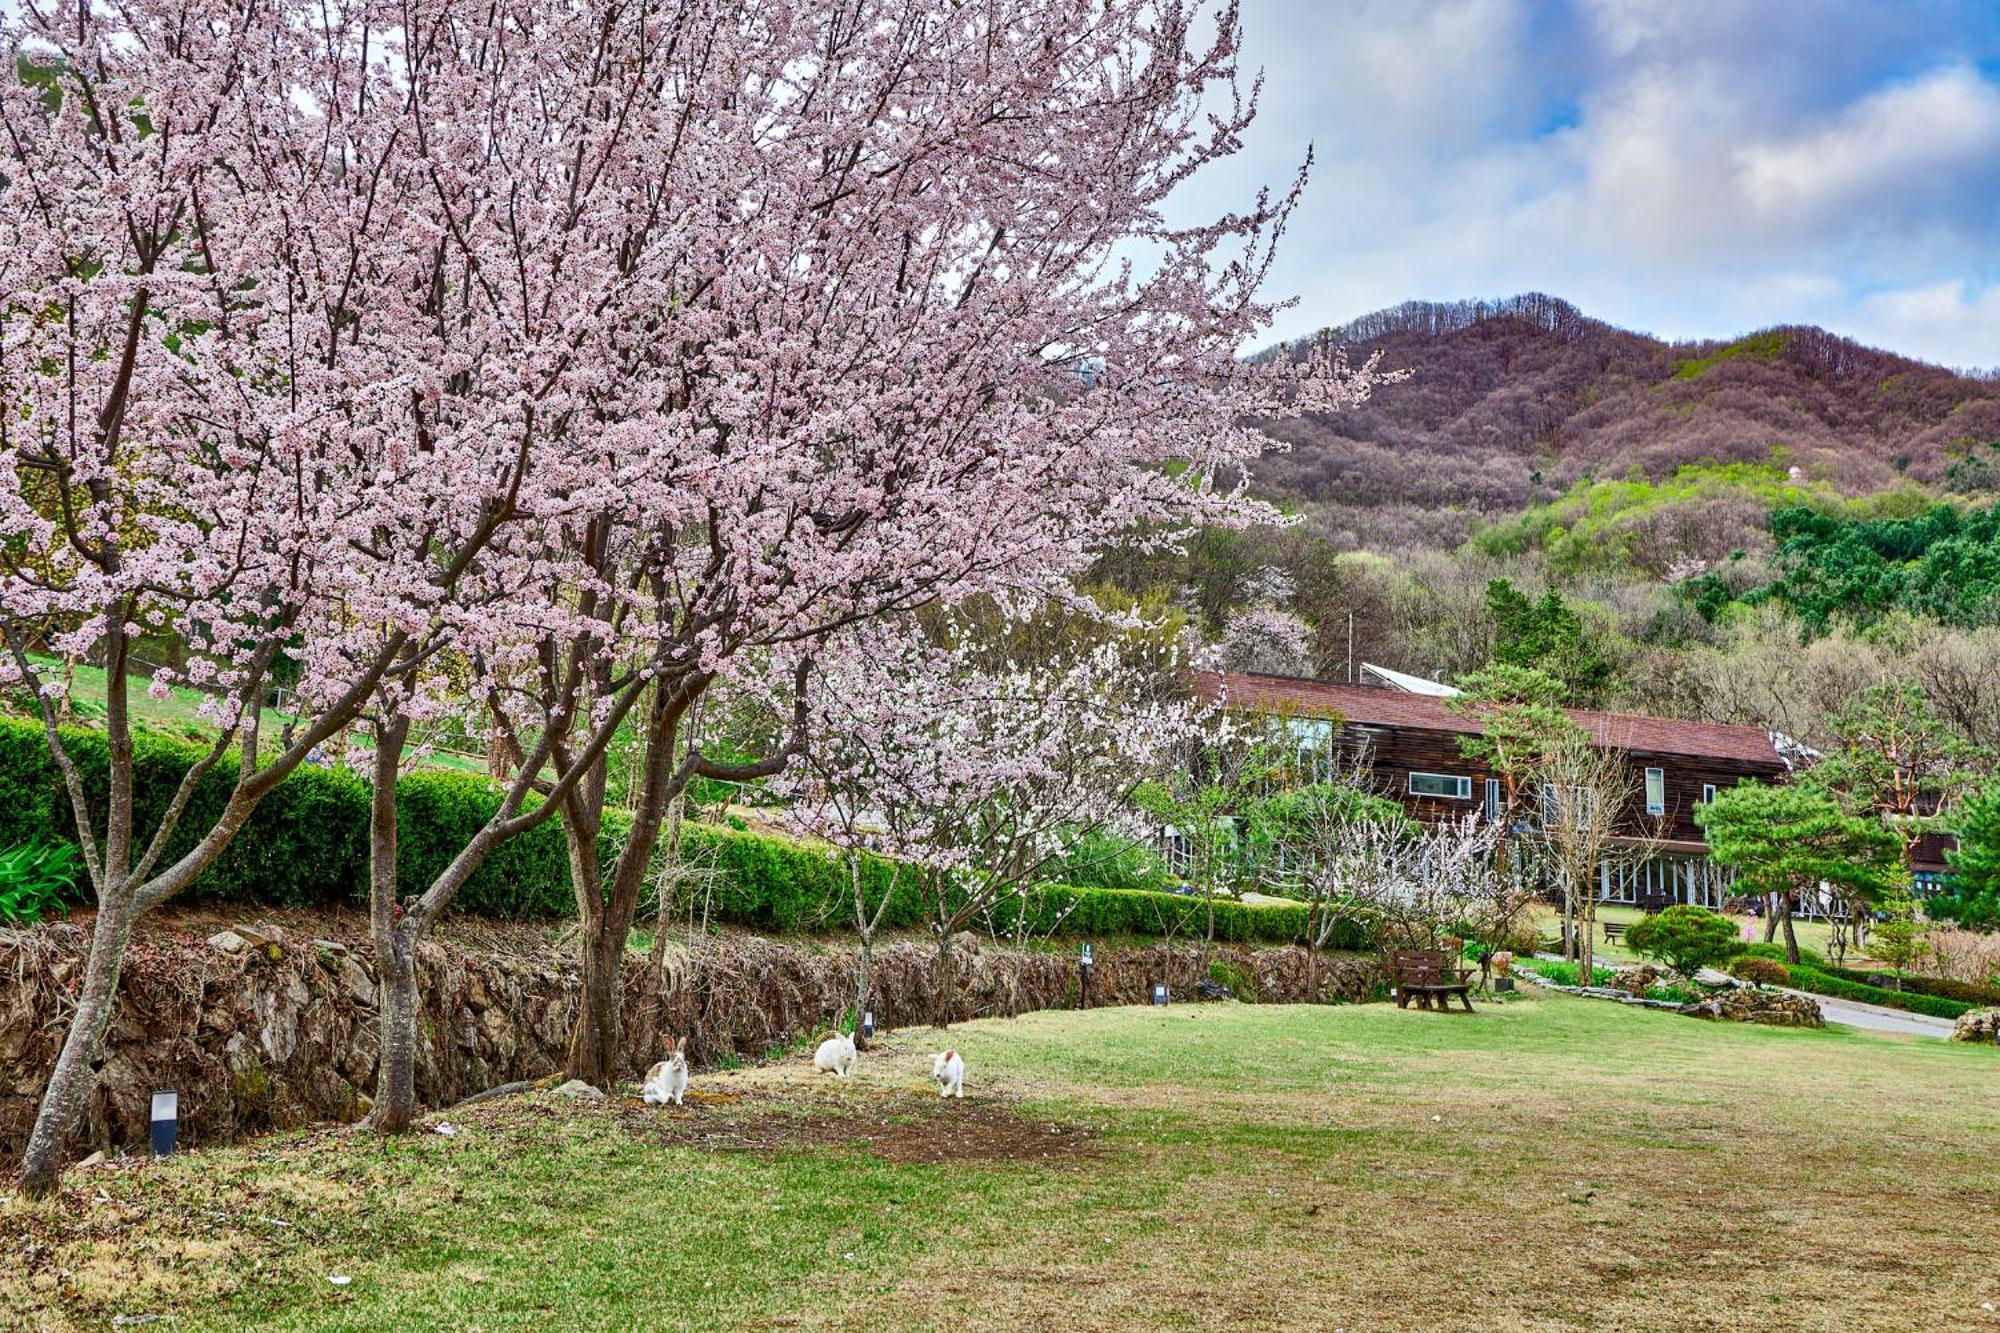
top-left (1729, 955), bottom-right (1791, 989)
top-left (1624, 904), bottom-right (1744, 979)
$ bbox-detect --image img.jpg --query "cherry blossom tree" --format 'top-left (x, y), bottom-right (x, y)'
top-left (784, 616), bottom-right (1193, 1028)
top-left (6, 0), bottom-right (1398, 1178)
top-left (0, 1), bottom-right (562, 1195)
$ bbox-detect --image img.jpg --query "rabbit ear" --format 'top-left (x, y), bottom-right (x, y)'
top-left (675, 1036), bottom-right (687, 1054)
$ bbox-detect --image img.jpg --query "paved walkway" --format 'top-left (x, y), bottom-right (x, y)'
top-left (1783, 989), bottom-right (1955, 1039)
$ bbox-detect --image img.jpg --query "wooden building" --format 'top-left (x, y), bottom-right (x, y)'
top-left (1192, 669), bottom-right (1797, 912)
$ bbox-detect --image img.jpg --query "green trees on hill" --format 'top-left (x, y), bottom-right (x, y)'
top-left (1485, 579), bottom-right (1612, 699)
top-left (1762, 502), bottom-right (2000, 630)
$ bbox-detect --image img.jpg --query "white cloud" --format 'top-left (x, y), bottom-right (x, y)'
top-left (1738, 66), bottom-right (2000, 225)
top-left (1224, 0), bottom-right (2000, 359)
top-left (1846, 280), bottom-right (2000, 368)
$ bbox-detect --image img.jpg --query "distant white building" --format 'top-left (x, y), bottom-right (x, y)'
top-left (1357, 662), bottom-right (1461, 697)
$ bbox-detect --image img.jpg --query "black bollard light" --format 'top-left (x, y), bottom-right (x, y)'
top-left (150, 1090), bottom-right (179, 1157)
top-left (1079, 943), bottom-right (1094, 1011)
top-left (861, 1011), bottom-right (875, 1040)
top-left (1152, 983), bottom-right (1169, 1007)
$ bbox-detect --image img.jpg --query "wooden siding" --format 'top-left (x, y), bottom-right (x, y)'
top-left (1336, 720), bottom-right (1789, 845)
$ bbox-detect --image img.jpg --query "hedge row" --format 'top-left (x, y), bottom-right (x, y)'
top-left (1736, 942), bottom-right (1983, 1019)
top-left (0, 718), bottom-right (1335, 946)
top-left (1805, 961), bottom-right (2000, 1009)
top-left (1786, 966), bottom-right (1976, 1020)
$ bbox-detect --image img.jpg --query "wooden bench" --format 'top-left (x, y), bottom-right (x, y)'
top-left (1601, 921), bottom-right (1626, 945)
top-left (1387, 950), bottom-right (1475, 1013)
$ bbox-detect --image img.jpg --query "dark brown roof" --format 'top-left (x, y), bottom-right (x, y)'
top-left (1193, 671), bottom-right (1788, 768)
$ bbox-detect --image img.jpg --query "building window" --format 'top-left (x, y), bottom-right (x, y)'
top-left (1409, 772), bottom-right (1472, 800)
top-left (1645, 767), bottom-right (1666, 816)
top-left (1542, 783), bottom-right (1595, 830)
top-left (1702, 783), bottom-right (1718, 804)
top-left (1485, 777), bottom-right (1503, 821)
top-left (1912, 870), bottom-right (1952, 898)
top-left (1286, 717), bottom-right (1334, 782)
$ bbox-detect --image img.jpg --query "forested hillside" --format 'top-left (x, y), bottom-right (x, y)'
top-left (1094, 295), bottom-right (2000, 756)
top-left (1248, 294), bottom-right (2000, 552)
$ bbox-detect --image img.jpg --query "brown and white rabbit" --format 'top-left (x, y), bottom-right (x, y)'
top-left (813, 1031), bottom-right (857, 1078)
top-left (930, 1049), bottom-right (965, 1099)
top-left (642, 1035), bottom-right (690, 1106)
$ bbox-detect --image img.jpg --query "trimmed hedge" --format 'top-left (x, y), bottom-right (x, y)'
top-left (0, 717), bottom-right (1332, 944)
top-left (1736, 940), bottom-right (1986, 1017)
top-left (1863, 973), bottom-right (2000, 1008)
top-left (1786, 966), bottom-right (1975, 1020)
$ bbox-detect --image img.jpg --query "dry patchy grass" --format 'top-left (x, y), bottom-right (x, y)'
top-left (4, 993), bottom-right (1998, 1331)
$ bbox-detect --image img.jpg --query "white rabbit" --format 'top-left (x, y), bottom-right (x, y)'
top-left (930, 1049), bottom-right (965, 1099)
top-left (813, 1031), bottom-right (858, 1078)
top-left (642, 1034), bottom-right (690, 1106)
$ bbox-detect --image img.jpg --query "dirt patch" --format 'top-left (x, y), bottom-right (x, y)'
top-left (614, 1086), bottom-right (1102, 1166)
top-left (450, 1080), bottom-right (1102, 1168)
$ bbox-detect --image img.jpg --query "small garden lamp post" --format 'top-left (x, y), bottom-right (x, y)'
top-left (1079, 943), bottom-right (1094, 1010)
top-left (861, 1011), bottom-right (875, 1041)
top-left (150, 1090), bottom-right (178, 1157)
top-left (1152, 982), bottom-right (1170, 1007)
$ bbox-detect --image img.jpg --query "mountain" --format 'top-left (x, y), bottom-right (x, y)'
top-left (1250, 294), bottom-right (2000, 545)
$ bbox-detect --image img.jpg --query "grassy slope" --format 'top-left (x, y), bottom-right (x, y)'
top-left (18, 656), bottom-right (490, 776)
top-left (8, 996), bottom-right (1997, 1331)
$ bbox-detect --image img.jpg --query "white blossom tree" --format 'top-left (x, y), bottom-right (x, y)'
top-left (784, 616), bottom-right (1195, 1027)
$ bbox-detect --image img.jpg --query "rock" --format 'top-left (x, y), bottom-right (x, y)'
top-left (1194, 978), bottom-right (1233, 1001)
top-left (551, 1079), bottom-right (605, 1101)
top-left (207, 930), bottom-right (249, 954)
top-left (1951, 1008), bottom-right (2000, 1044)
top-left (77, 1150), bottom-right (106, 1168)
top-left (1680, 988), bottom-right (1823, 1027)
top-left (465, 970), bottom-right (495, 1013)
top-left (340, 957), bottom-right (376, 1007)
top-left (312, 939), bottom-right (348, 957)
top-left (1610, 964), bottom-right (1663, 997)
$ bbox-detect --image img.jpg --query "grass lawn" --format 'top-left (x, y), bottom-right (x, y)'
top-left (17, 655), bottom-right (492, 778)
top-left (6, 994), bottom-right (1997, 1330)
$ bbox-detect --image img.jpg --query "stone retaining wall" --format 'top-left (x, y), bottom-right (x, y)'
top-left (1, 912), bottom-right (1379, 1160)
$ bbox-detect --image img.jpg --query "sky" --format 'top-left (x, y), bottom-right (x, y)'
top-left (1203, 0), bottom-right (2000, 369)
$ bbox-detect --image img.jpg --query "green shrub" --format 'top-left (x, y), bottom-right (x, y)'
top-left (0, 719), bottom-right (1342, 945)
top-left (1043, 828), bottom-right (1171, 893)
top-left (1520, 960), bottom-right (1616, 987)
top-left (1728, 956), bottom-right (1791, 988)
top-left (1623, 905), bottom-right (1743, 977)
top-left (1785, 966), bottom-right (1975, 1020)
top-left (0, 840), bottom-right (83, 925)
top-left (1207, 958), bottom-right (1258, 1001)
top-left (1863, 973), bottom-right (2000, 1007)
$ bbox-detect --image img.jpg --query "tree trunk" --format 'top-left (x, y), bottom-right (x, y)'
top-left (1763, 895), bottom-right (1779, 943)
top-left (364, 714), bottom-right (419, 1134)
top-left (1562, 883), bottom-right (1577, 962)
top-left (1578, 887), bottom-right (1595, 986)
top-left (854, 928), bottom-right (875, 1047)
top-left (1779, 893), bottom-right (1800, 965)
top-left (16, 895), bottom-right (136, 1199)
top-left (367, 935), bottom-right (421, 1133)
top-left (567, 927), bottom-right (629, 1086)
top-left (932, 931), bottom-right (956, 1029)
top-left (639, 794), bottom-right (686, 1057)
